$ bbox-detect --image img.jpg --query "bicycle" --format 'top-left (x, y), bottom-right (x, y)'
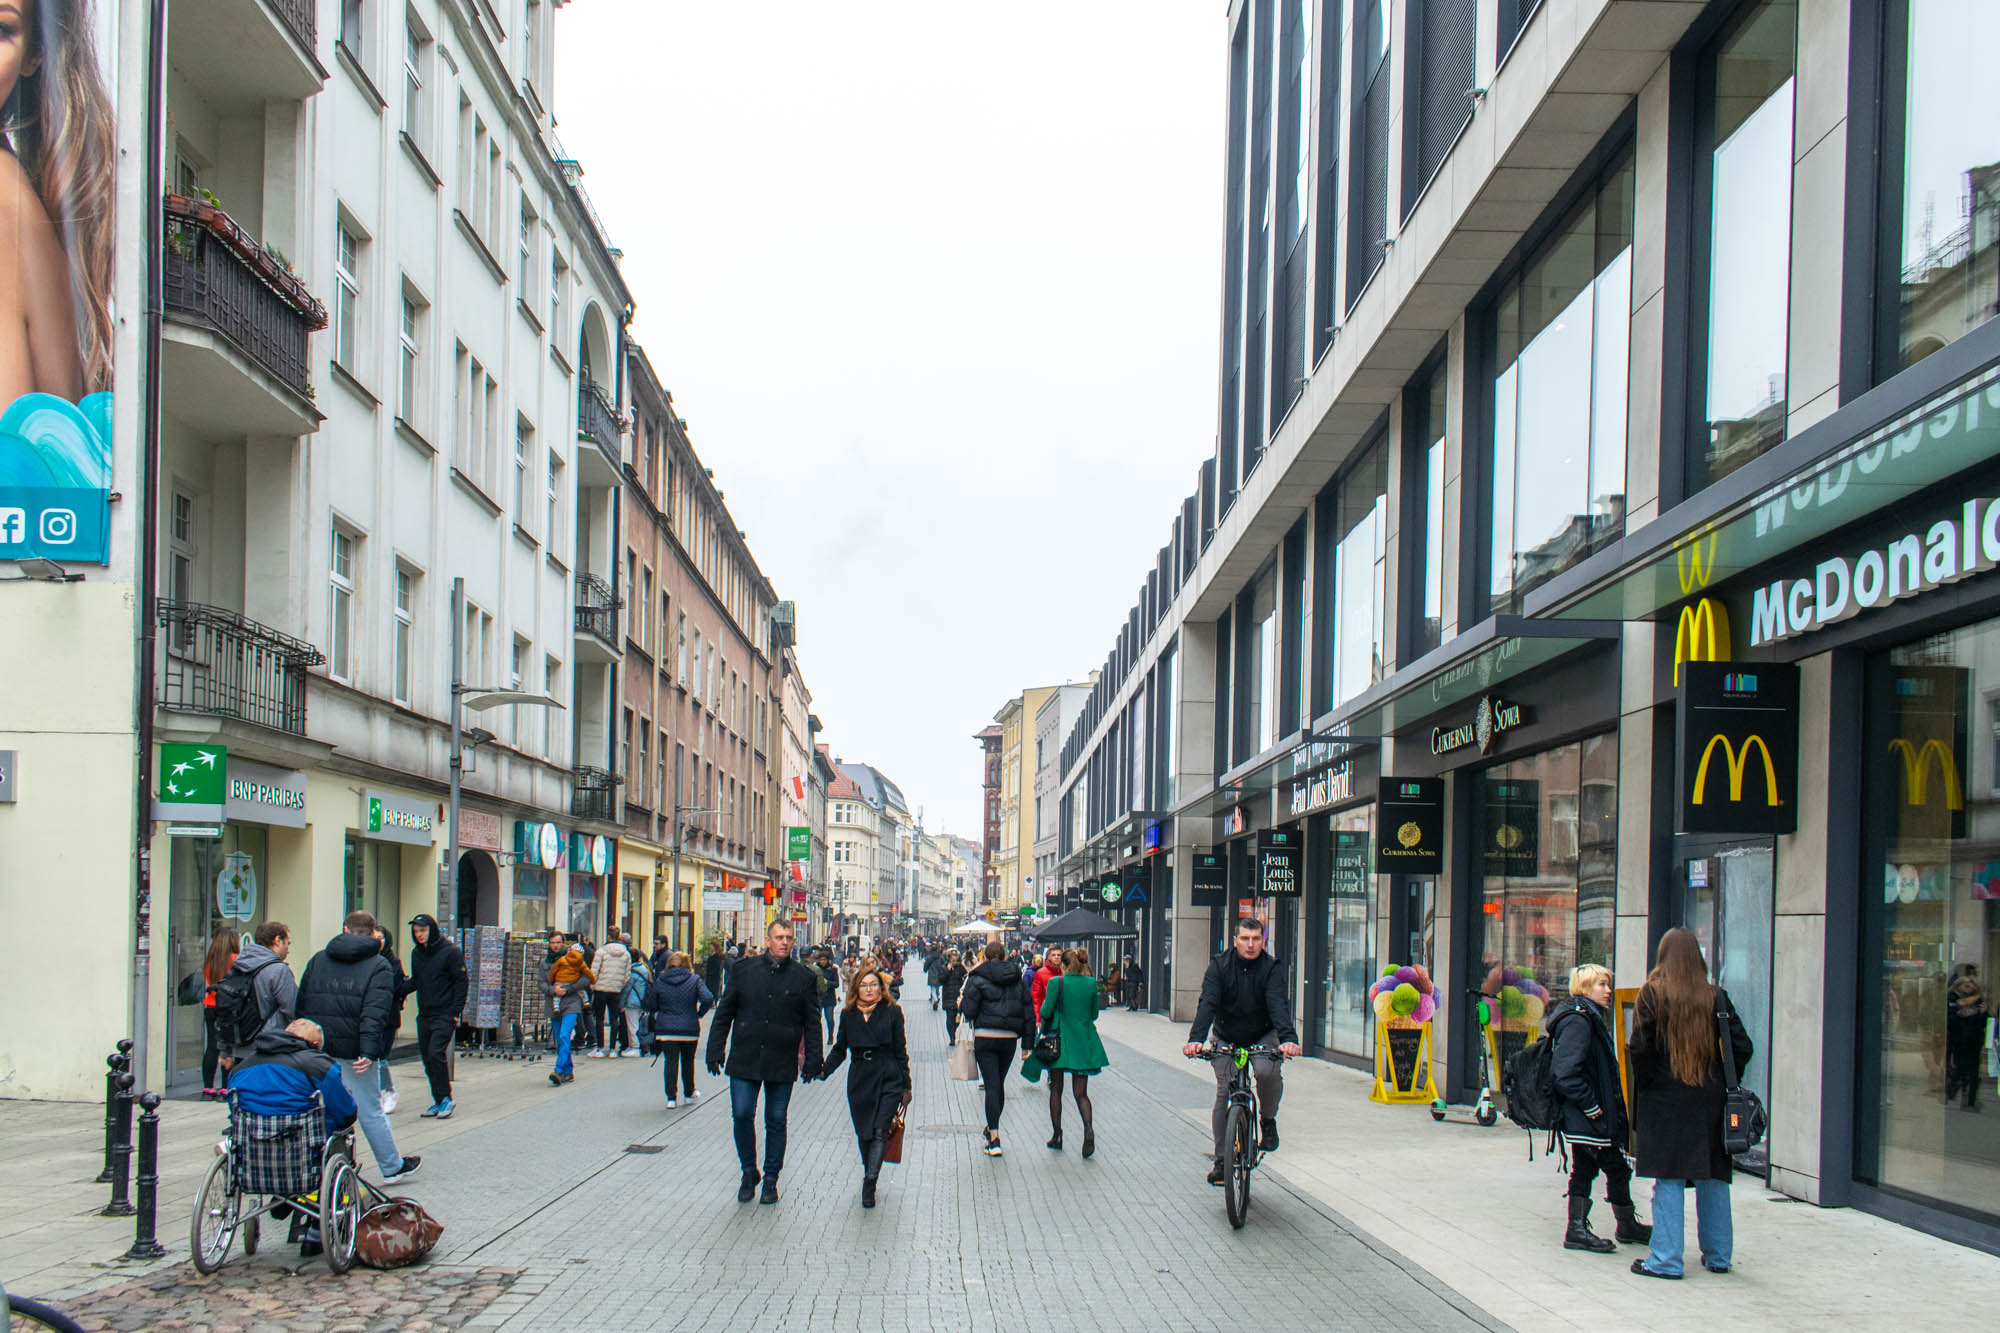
top-left (2, 1280), bottom-right (86, 1333)
top-left (1188, 1042), bottom-right (1285, 1228)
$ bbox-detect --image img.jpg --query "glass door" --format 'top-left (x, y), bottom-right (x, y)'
top-left (1678, 837), bottom-right (1775, 1173)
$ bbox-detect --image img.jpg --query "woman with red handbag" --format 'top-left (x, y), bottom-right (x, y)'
top-left (821, 966), bottom-right (911, 1208)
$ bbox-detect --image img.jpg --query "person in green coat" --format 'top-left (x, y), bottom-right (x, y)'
top-left (1028, 949), bottom-right (1109, 1157)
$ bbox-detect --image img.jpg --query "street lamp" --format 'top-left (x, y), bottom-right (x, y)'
top-left (668, 793), bottom-right (719, 945)
top-left (445, 576), bottom-right (565, 931)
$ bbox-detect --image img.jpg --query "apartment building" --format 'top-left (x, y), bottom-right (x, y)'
top-left (1031, 681), bottom-right (1092, 914)
top-left (1055, 0), bottom-right (2000, 1250)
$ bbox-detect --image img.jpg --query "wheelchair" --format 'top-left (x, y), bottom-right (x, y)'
top-left (189, 1091), bottom-right (387, 1274)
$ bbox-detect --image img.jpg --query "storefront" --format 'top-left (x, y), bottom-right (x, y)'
top-left (702, 866), bottom-right (747, 944)
top-left (1291, 749), bottom-right (1379, 1062)
top-left (567, 832), bottom-right (612, 940)
top-left (511, 819), bottom-right (563, 935)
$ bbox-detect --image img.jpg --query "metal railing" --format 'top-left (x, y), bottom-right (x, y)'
top-left (578, 379), bottom-right (621, 464)
top-left (163, 198), bottom-right (326, 400)
top-left (267, 0), bottom-right (316, 53)
top-left (573, 766), bottom-right (619, 821)
top-left (157, 600), bottom-right (324, 737)
top-left (574, 572), bottom-right (619, 645)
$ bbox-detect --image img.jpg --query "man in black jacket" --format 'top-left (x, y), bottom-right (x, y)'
top-left (1183, 917), bottom-right (1301, 1185)
top-left (705, 921), bottom-right (822, 1205)
top-left (404, 914), bottom-right (469, 1119)
top-left (297, 910), bottom-right (419, 1182)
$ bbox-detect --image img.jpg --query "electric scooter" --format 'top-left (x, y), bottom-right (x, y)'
top-left (1430, 989), bottom-right (1500, 1127)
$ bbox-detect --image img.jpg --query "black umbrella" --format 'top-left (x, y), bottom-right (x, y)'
top-left (1027, 908), bottom-right (1139, 941)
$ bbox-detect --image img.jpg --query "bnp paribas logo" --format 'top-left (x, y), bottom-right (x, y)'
top-left (368, 796), bottom-right (385, 831)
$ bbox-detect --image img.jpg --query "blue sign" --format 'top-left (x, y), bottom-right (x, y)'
top-left (1124, 881), bottom-right (1148, 905)
top-left (0, 393), bottom-right (114, 565)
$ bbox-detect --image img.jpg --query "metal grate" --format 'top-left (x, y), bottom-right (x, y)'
top-left (163, 210), bottom-right (321, 400)
top-left (1414, 0), bottom-right (1478, 199)
top-left (269, 0), bottom-right (316, 53)
top-left (157, 600), bottom-right (323, 737)
top-left (574, 571), bottom-right (620, 645)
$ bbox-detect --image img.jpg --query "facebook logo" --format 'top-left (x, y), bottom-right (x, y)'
top-left (0, 508), bottom-right (22, 543)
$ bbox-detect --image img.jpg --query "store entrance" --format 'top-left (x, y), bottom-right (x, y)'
top-left (1676, 837), bottom-right (1775, 1174)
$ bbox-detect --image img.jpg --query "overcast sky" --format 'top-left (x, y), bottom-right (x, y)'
top-left (554, 1), bottom-right (1222, 838)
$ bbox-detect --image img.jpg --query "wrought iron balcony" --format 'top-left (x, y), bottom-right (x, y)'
top-left (268, 0), bottom-right (315, 52)
top-left (578, 378), bottom-right (621, 467)
top-left (573, 765), bottom-right (619, 822)
top-left (574, 572), bottom-right (620, 647)
top-left (157, 599), bottom-right (324, 737)
top-left (163, 195), bottom-right (327, 401)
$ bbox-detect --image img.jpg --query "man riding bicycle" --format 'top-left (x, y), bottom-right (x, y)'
top-left (1182, 918), bottom-right (1302, 1185)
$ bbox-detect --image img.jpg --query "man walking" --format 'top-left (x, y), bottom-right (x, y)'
top-left (405, 914), bottom-right (468, 1118)
top-left (705, 920), bottom-right (822, 1204)
top-left (297, 910), bottom-right (420, 1182)
top-left (589, 930), bottom-right (633, 1057)
top-left (815, 950), bottom-right (841, 1042)
top-left (1183, 917), bottom-right (1301, 1186)
top-left (541, 931), bottom-right (594, 1087)
top-left (1122, 954), bottom-right (1145, 1010)
top-left (221, 920), bottom-right (299, 1060)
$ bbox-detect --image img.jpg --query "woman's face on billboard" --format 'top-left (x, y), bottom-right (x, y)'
top-left (0, 4), bottom-right (37, 113)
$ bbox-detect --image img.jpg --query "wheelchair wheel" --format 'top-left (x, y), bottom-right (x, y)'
top-left (189, 1154), bottom-right (239, 1274)
top-left (241, 1216), bottom-right (260, 1256)
top-left (319, 1155), bottom-right (361, 1275)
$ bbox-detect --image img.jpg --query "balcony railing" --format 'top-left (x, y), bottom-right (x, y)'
top-left (578, 378), bottom-right (621, 462)
top-left (267, 0), bottom-right (316, 53)
top-left (574, 572), bottom-right (620, 645)
top-left (163, 195), bottom-right (328, 400)
top-left (573, 765), bottom-right (619, 822)
top-left (158, 599), bottom-right (324, 737)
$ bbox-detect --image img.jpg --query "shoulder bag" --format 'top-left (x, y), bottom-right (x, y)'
top-left (1032, 978), bottom-right (1064, 1065)
top-left (1716, 1000), bottom-right (1767, 1156)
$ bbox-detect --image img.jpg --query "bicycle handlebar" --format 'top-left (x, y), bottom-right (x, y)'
top-left (1186, 1043), bottom-right (1287, 1060)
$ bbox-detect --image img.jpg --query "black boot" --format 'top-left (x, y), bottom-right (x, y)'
top-left (737, 1170), bottom-right (760, 1204)
top-left (759, 1173), bottom-right (780, 1205)
top-left (1081, 1118), bottom-right (1095, 1159)
top-left (1564, 1197), bottom-right (1617, 1252)
top-left (1611, 1203), bottom-right (1652, 1244)
top-left (862, 1139), bottom-right (886, 1208)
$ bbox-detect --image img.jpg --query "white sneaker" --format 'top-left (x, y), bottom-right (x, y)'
top-left (589, 1049), bottom-right (608, 1059)
top-left (666, 1097), bottom-right (678, 1109)
top-left (688, 1089), bottom-right (701, 1101)
top-left (380, 1089), bottom-right (397, 1115)
top-left (621, 1047), bottom-right (640, 1057)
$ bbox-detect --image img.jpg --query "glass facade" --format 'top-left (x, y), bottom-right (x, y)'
top-left (1324, 438), bottom-right (1388, 707)
top-left (1412, 368), bottom-right (1447, 656)
top-left (1489, 150), bottom-right (1634, 612)
top-left (1859, 622), bottom-right (2000, 1222)
top-left (342, 836), bottom-right (403, 930)
top-left (167, 825), bottom-right (270, 1082)
top-left (1889, 0), bottom-right (2000, 373)
top-left (1701, 0), bottom-right (1796, 484)
top-left (1323, 804), bottom-right (1377, 1057)
top-left (513, 867), bottom-right (550, 935)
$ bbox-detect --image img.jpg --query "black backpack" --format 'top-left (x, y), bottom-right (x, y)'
top-left (1501, 1016), bottom-right (1566, 1134)
top-left (210, 959), bottom-right (280, 1049)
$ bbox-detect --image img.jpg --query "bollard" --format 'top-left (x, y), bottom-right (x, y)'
top-left (123, 1092), bottom-right (167, 1260)
top-left (95, 1041), bottom-right (132, 1184)
top-left (100, 1072), bottom-right (135, 1217)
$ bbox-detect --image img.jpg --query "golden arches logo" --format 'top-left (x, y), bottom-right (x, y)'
top-left (1676, 533), bottom-right (1719, 594)
top-left (1887, 738), bottom-right (1963, 810)
top-left (1673, 598), bottom-right (1732, 687)
top-left (1691, 734), bottom-right (1781, 806)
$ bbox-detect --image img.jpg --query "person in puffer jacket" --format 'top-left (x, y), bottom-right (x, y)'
top-left (588, 931), bottom-right (633, 1056)
top-left (958, 941), bottom-right (1034, 1157)
top-left (1548, 963), bottom-right (1649, 1254)
top-left (645, 951), bottom-right (714, 1108)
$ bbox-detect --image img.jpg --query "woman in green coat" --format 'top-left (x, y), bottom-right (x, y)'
top-left (1033, 949), bottom-right (1109, 1156)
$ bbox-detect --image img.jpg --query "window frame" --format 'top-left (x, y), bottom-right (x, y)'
top-left (330, 526), bottom-right (358, 682)
top-left (392, 564), bottom-right (415, 706)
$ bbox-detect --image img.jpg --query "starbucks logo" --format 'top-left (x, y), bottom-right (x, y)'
top-left (1398, 821), bottom-right (1422, 848)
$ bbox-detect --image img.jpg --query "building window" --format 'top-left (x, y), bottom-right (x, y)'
top-left (676, 612), bottom-right (688, 682)
top-left (544, 656), bottom-right (561, 758)
top-left (330, 527), bottom-right (357, 681)
top-left (402, 13), bottom-right (431, 150)
top-left (1238, 569), bottom-right (1279, 762)
top-left (518, 200), bottom-right (537, 297)
top-left (514, 417), bottom-right (533, 531)
top-left (1317, 437), bottom-right (1389, 708)
top-left (1487, 148), bottom-right (1634, 613)
top-left (1272, 0), bottom-right (1312, 424)
top-left (622, 708), bottom-right (633, 778)
top-left (1880, 0), bottom-right (2000, 377)
top-left (397, 289), bottom-right (422, 424)
top-left (1409, 367), bottom-right (1447, 657)
top-left (550, 253), bottom-right (567, 345)
top-left (547, 451), bottom-right (564, 555)
top-left (637, 720), bottom-right (650, 806)
top-left (340, 0), bottom-right (367, 64)
top-left (524, 0), bottom-right (544, 96)
top-left (1313, 0), bottom-right (1345, 364)
top-left (1347, 0), bottom-right (1392, 306)
top-left (1405, 0), bottom-right (1477, 212)
top-left (334, 221), bottom-right (361, 372)
top-left (1697, 0), bottom-right (1796, 485)
top-left (392, 566), bottom-right (415, 705)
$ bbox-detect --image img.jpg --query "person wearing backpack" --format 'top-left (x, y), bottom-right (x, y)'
top-left (1547, 964), bottom-right (1648, 1253)
top-left (217, 921), bottom-right (299, 1066)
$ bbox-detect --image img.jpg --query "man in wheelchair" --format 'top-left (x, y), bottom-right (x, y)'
top-left (230, 1018), bottom-right (357, 1256)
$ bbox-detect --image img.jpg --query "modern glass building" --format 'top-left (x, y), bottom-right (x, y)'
top-left (1054, 0), bottom-right (2000, 1251)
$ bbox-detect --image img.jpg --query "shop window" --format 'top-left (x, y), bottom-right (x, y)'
top-left (1323, 804), bottom-right (1377, 1057)
top-left (513, 867), bottom-right (549, 935)
top-left (1696, 0), bottom-right (1796, 486)
top-left (1878, 0), bottom-right (2000, 377)
top-left (1487, 149), bottom-right (1633, 614)
top-left (1407, 364), bottom-right (1447, 656)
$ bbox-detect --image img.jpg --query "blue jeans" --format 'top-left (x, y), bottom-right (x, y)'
top-left (338, 1059), bottom-right (403, 1176)
top-left (1643, 1178), bottom-right (1733, 1275)
top-left (729, 1078), bottom-right (794, 1177)
top-left (555, 1012), bottom-right (578, 1076)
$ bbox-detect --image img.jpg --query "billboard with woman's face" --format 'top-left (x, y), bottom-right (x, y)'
top-left (0, 0), bottom-right (116, 563)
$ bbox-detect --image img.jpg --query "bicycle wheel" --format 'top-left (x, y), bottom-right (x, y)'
top-left (189, 1154), bottom-right (239, 1274)
top-left (6, 1294), bottom-right (89, 1333)
top-left (319, 1155), bottom-right (361, 1275)
top-left (1222, 1104), bottom-right (1252, 1229)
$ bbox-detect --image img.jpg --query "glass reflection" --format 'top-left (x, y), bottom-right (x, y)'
top-left (1331, 441), bottom-right (1387, 705)
top-left (1325, 805), bottom-right (1376, 1057)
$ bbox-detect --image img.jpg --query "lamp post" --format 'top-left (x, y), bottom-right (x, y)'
top-left (665, 762), bottom-right (717, 952)
top-left (445, 576), bottom-right (566, 931)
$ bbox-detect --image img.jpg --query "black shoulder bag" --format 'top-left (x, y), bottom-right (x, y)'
top-left (1032, 978), bottom-right (1063, 1065)
top-left (1716, 1000), bottom-right (1767, 1156)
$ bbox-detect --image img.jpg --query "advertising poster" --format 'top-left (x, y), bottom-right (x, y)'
top-left (0, 0), bottom-right (119, 564)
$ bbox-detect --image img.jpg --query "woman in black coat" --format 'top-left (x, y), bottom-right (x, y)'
top-left (1547, 964), bottom-right (1647, 1253)
top-left (821, 966), bottom-right (911, 1208)
top-left (1628, 928), bottom-right (1754, 1280)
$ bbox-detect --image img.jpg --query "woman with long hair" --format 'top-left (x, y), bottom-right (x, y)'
top-left (0, 0), bottom-right (116, 404)
top-left (958, 939), bottom-right (1032, 1157)
top-left (200, 928), bottom-right (238, 1098)
top-left (1030, 949), bottom-right (1110, 1156)
top-left (1628, 927), bottom-right (1753, 1279)
top-left (820, 966), bottom-right (910, 1208)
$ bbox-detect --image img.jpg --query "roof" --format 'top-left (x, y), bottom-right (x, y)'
top-left (974, 725), bottom-right (1004, 741)
top-left (845, 763), bottom-right (908, 813)
top-left (826, 768), bottom-right (864, 800)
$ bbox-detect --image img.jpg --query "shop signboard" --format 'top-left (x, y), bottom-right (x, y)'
top-left (514, 820), bottom-right (564, 869)
top-left (706, 889), bottom-right (747, 913)
top-left (156, 743), bottom-right (226, 820)
top-left (1288, 762), bottom-right (1353, 817)
top-left (215, 851), bottom-right (258, 919)
top-left (364, 790), bottom-right (436, 846)
top-left (568, 832), bottom-right (611, 875)
top-left (1332, 830), bottom-right (1371, 901)
top-left (1677, 662), bottom-right (1800, 835)
top-left (460, 809), bottom-right (503, 851)
top-left (1192, 850), bottom-right (1226, 906)
top-left (786, 825), bottom-right (811, 860)
top-left (1874, 664), bottom-right (1969, 842)
top-left (1430, 695), bottom-right (1529, 757)
top-left (1482, 778), bottom-right (1540, 874)
top-left (1375, 779), bottom-right (1444, 873)
top-left (1257, 827), bottom-right (1301, 895)
top-left (221, 759), bottom-right (307, 828)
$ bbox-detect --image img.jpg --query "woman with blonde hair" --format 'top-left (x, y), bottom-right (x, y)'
top-left (644, 949), bottom-right (714, 1109)
top-left (1628, 928), bottom-right (1753, 1279)
top-left (1545, 962), bottom-right (1647, 1253)
top-left (821, 966), bottom-right (910, 1207)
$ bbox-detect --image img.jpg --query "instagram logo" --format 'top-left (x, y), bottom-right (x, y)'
top-left (38, 509), bottom-right (77, 545)
top-left (0, 508), bottom-right (23, 543)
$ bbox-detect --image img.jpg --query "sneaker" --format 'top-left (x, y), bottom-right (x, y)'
top-left (548, 1072), bottom-right (562, 1088)
top-left (666, 1097), bottom-right (678, 1109)
top-left (621, 1047), bottom-right (640, 1057)
top-left (688, 1089), bottom-right (701, 1101)
top-left (1259, 1119), bottom-right (1279, 1153)
top-left (381, 1090), bottom-right (398, 1115)
top-left (381, 1156), bottom-right (422, 1183)
top-left (420, 1102), bottom-right (440, 1118)
top-left (589, 1049), bottom-right (608, 1059)
top-left (434, 1098), bottom-right (454, 1119)
top-left (1206, 1163), bottom-right (1226, 1186)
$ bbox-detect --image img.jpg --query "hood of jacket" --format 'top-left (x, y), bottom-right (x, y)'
top-left (660, 966), bottom-right (696, 988)
top-left (231, 940), bottom-right (280, 973)
top-left (970, 959), bottom-right (1021, 987)
top-left (410, 913), bottom-right (443, 954)
top-left (325, 931), bottom-right (383, 965)
top-left (1543, 994), bottom-right (1605, 1032)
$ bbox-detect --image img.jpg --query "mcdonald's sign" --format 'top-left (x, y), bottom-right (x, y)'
top-left (1877, 665), bottom-right (1971, 839)
top-left (1676, 532), bottom-right (1719, 594)
top-left (1672, 597), bottom-right (1732, 687)
top-left (1678, 661), bottom-right (1798, 834)
top-left (1886, 738), bottom-right (1963, 810)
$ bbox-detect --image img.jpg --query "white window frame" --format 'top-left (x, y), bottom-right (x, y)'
top-left (397, 287), bottom-right (422, 424)
top-left (334, 221), bottom-right (361, 372)
top-left (330, 527), bottom-right (358, 682)
top-left (392, 565), bottom-right (415, 706)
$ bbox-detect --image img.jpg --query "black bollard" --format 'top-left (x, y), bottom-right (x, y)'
top-left (124, 1092), bottom-right (167, 1260)
top-left (95, 1041), bottom-right (131, 1184)
top-left (101, 1072), bottom-right (135, 1217)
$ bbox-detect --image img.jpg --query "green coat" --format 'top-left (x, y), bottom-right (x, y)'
top-left (1027, 974), bottom-right (1109, 1076)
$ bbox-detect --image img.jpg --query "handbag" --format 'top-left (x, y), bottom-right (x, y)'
top-left (883, 1107), bottom-right (907, 1164)
top-left (1716, 1001), bottom-right (1767, 1155)
top-left (1032, 978), bottom-right (1064, 1066)
top-left (354, 1196), bottom-right (444, 1269)
top-left (948, 1034), bottom-right (977, 1080)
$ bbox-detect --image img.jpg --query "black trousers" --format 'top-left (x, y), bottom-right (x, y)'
top-left (591, 991), bottom-right (627, 1048)
top-left (661, 1042), bottom-right (698, 1099)
top-left (945, 1009), bottom-right (962, 1044)
top-left (417, 1012), bottom-right (454, 1103)
top-left (1567, 1142), bottom-right (1635, 1207)
top-left (973, 1037), bottom-right (1015, 1132)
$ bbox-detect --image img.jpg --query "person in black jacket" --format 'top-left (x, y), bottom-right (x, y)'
top-left (940, 950), bottom-right (968, 1043)
top-left (704, 921), bottom-right (822, 1204)
top-left (645, 950), bottom-right (715, 1108)
top-left (296, 911), bottom-right (419, 1182)
top-left (405, 914), bottom-right (468, 1118)
top-left (958, 941), bottom-right (1032, 1157)
top-left (1548, 964), bottom-right (1649, 1253)
top-left (822, 966), bottom-right (911, 1208)
top-left (1183, 918), bottom-right (1301, 1185)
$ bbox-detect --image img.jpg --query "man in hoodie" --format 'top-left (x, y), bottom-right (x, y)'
top-left (588, 930), bottom-right (633, 1058)
top-left (223, 921), bottom-right (299, 1061)
top-left (297, 910), bottom-right (419, 1182)
top-left (404, 914), bottom-right (468, 1118)
top-left (540, 930), bottom-right (594, 1087)
top-left (230, 1018), bottom-right (358, 1258)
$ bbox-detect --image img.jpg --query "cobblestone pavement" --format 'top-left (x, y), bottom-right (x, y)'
top-left (37, 1264), bottom-right (524, 1332)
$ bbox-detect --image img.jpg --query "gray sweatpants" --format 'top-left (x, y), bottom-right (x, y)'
top-left (1209, 1031), bottom-right (1283, 1161)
